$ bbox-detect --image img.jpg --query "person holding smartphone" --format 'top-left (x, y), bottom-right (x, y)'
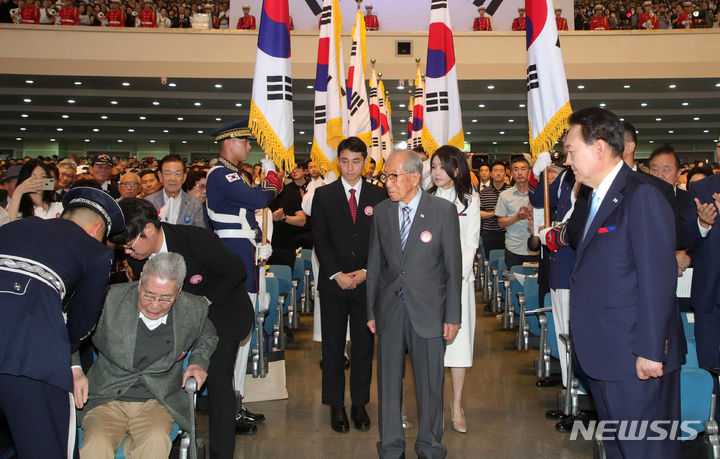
top-left (7, 159), bottom-right (63, 221)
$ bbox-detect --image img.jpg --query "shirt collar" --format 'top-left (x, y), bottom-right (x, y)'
top-left (402, 186), bottom-right (423, 212)
top-left (139, 310), bottom-right (168, 330)
top-left (149, 228), bottom-right (168, 258)
top-left (595, 159), bottom-right (624, 203)
top-left (341, 177), bottom-right (362, 194)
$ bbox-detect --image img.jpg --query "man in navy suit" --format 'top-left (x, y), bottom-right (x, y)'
top-left (682, 173), bottom-right (720, 416)
top-left (565, 108), bottom-right (685, 458)
top-left (311, 137), bottom-right (387, 434)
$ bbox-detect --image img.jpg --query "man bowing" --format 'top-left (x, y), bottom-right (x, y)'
top-left (366, 149), bottom-right (461, 459)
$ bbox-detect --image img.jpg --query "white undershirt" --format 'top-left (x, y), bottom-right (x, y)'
top-left (139, 311), bottom-right (168, 331)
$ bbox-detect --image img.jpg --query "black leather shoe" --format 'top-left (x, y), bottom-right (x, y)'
top-left (235, 418), bottom-right (257, 435)
top-left (330, 406), bottom-right (350, 433)
top-left (350, 405), bottom-right (371, 431)
top-left (236, 405), bottom-right (265, 424)
top-left (545, 409), bottom-right (565, 421)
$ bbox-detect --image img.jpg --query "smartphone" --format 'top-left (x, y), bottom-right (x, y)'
top-left (39, 178), bottom-right (55, 191)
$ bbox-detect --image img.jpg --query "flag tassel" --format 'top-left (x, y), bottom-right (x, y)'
top-left (529, 101), bottom-right (572, 158)
top-left (249, 101), bottom-right (295, 172)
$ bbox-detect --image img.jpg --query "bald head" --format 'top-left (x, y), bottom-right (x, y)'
top-left (62, 207), bottom-right (107, 242)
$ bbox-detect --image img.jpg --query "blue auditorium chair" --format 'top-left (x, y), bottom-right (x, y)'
top-left (515, 277), bottom-right (539, 351)
top-left (488, 249), bottom-right (505, 313)
top-left (268, 265), bottom-right (297, 329)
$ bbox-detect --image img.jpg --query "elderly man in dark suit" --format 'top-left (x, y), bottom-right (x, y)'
top-left (366, 149), bottom-right (462, 459)
top-left (144, 154), bottom-right (206, 229)
top-left (312, 136), bottom-right (386, 434)
top-left (565, 108), bottom-right (685, 459)
top-left (72, 252), bottom-right (218, 458)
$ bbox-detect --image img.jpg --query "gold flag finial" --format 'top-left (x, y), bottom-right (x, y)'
top-left (370, 58), bottom-right (376, 66)
top-left (378, 72), bottom-right (382, 79)
top-left (415, 57), bottom-right (421, 64)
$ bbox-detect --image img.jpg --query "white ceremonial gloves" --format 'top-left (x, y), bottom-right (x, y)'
top-left (258, 243), bottom-right (273, 261)
top-left (260, 158), bottom-right (276, 175)
top-left (532, 151), bottom-right (552, 178)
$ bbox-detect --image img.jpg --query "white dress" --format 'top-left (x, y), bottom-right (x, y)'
top-left (433, 187), bottom-right (480, 367)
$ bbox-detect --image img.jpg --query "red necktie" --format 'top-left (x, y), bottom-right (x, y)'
top-left (349, 188), bottom-right (358, 224)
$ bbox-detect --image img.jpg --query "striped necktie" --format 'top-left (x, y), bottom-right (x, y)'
top-left (400, 206), bottom-right (411, 251)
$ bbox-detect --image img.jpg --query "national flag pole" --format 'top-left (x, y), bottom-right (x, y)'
top-left (368, 59), bottom-right (383, 170)
top-left (410, 58), bottom-right (424, 150)
top-left (525, 0), bottom-right (572, 226)
top-left (249, 0), bottom-right (294, 172)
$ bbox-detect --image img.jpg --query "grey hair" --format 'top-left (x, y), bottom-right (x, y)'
top-left (388, 149), bottom-right (423, 175)
top-left (57, 159), bottom-right (77, 171)
top-left (143, 252), bottom-right (186, 287)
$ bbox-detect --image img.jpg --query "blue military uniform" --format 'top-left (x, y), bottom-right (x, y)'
top-left (0, 187), bottom-right (123, 459)
top-left (205, 122), bottom-right (282, 293)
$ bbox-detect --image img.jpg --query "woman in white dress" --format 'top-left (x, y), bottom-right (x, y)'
top-left (427, 145), bottom-right (480, 433)
top-left (7, 160), bottom-right (63, 221)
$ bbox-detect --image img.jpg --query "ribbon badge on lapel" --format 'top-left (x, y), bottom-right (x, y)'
top-left (420, 231), bottom-right (432, 243)
top-left (364, 206), bottom-right (374, 216)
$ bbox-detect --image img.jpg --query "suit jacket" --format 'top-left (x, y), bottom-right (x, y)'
top-left (682, 174), bottom-right (720, 313)
top-left (105, 181), bottom-right (120, 200)
top-left (569, 164), bottom-right (685, 381)
top-left (311, 179), bottom-right (387, 295)
top-left (127, 223), bottom-right (254, 340)
top-left (74, 282), bottom-right (218, 431)
top-left (366, 190), bottom-right (462, 339)
top-left (144, 189), bottom-right (207, 229)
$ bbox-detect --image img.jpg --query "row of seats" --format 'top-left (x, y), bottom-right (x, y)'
top-left (473, 244), bottom-right (720, 456)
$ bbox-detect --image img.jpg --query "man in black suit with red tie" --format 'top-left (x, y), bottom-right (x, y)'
top-left (311, 136), bottom-right (387, 433)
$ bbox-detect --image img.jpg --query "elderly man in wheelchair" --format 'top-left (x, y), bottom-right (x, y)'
top-left (72, 253), bottom-right (218, 458)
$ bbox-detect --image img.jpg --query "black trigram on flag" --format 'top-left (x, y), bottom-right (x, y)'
top-left (527, 65), bottom-right (539, 91)
top-left (413, 85), bottom-right (423, 99)
top-left (349, 91), bottom-right (364, 116)
top-left (372, 136), bottom-right (379, 147)
top-left (319, 5), bottom-right (331, 26)
top-left (431, 0), bottom-right (448, 10)
top-left (267, 75), bottom-right (292, 101)
top-left (314, 105), bottom-right (326, 125)
top-left (426, 91), bottom-right (449, 112)
top-left (369, 86), bottom-right (377, 99)
top-left (351, 42), bottom-right (358, 57)
top-left (473, 0), bottom-right (504, 16)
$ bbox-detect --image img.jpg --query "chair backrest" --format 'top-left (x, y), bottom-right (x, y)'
top-left (268, 265), bottom-right (292, 296)
top-left (684, 336), bottom-right (699, 368)
top-left (264, 277), bottom-right (280, 334)
top-left (299, 248), bottom-right (313, 271)
top-left (488, 249), bottom-right (504, 270)
top-left (510, 265), bottom-right (536, 276)
top-left (680, 367), bottom-right (713, 433)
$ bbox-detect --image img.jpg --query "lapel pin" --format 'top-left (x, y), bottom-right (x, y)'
top-left (420, 214), bottom-right (424, 218)
top-left (612, 198), bottom-right (618, 203)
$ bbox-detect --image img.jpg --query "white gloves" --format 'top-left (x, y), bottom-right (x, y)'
top-left (538, 227), bottom-right (552, 246)
top-left (260, 158), bottom-right (276, 174)
top-left (532, 152), bottom-right (552, 177)
top-left (257, 243), bottom-right (273, 261)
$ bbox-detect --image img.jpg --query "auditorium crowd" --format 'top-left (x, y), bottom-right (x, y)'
top-left (574, 0), bottom-right (719, 29)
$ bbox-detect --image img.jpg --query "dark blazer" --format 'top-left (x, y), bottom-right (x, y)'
top-left (311, 179), bottom-right (386, 294)
top-left (74, 282), bottom-right (218, 431)
top-left (127, 223), bottom-right (254, 340)
top-left (105, 181), bottom-right (120, 200)
top-left (569, 164), bottom-right (685, 380)
top-left (682, 174), bottom-right (720, 314)
top-left (366, 190), bottom-right (462, 339)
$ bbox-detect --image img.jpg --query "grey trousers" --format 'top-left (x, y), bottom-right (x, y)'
top-left (376, 298), bottom-right (447, 459)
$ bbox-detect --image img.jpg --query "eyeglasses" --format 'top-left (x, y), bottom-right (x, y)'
top-left (194, 183), bottom-right (206, 190)
top-left (385, 172), bottom-right (411, 183)
top-left (123, 233), bottom-right (142, 253)
top-left (120, 181), bottom-right (139, 187)
top-left (139, 289), bottom-right (177, 306)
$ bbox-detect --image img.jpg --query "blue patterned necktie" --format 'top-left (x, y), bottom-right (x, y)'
top-left (400, 206), bottom-right (411, 251)
top-left (583, 191), bottom-right (601, 239)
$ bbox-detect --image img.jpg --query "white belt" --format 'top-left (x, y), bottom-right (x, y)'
top-left (215, 229), bottom-right (257, 240)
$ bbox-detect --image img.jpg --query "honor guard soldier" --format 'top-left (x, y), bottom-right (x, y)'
top-left (365, 4), bottom-right (379, 31)
top-left (639, 1), bottom-right (659, 29)
top-left (105, 0), bottom-right (125, 27)
top-left (473, 6), bottom-right (492, 31)
top-left (58, 0), bottom-right (78, 25)
top-left (675, 1), bottom-right (694, 28)
top-left (555, 7), bottom-right (568, 30)
top-left (137, 1), bottom-right (156, 28)
top-left (590, 4), bottom-right (609, 30)
top-left (0, 186), bottom-right (124, 459)
top-left (512, 7), bottom-right (527, 31)
top-left (20, 0), bottom-right (40, 24)
top-left (205, 120), bottom-right (281, 426)
top-left (236, 5), bottom-right (256, 29)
